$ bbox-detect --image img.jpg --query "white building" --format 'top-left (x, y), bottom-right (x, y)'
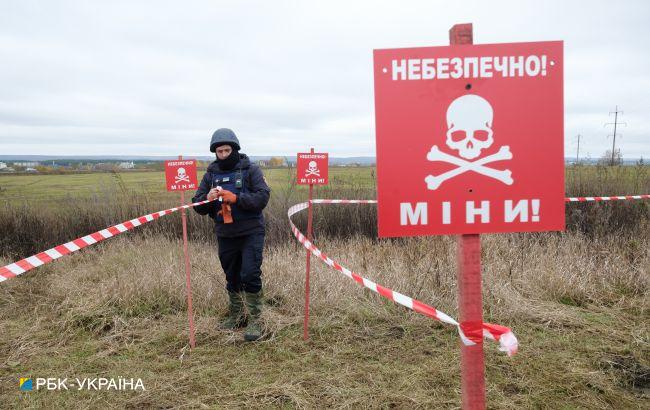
top-left (0, 162), bottom-right (6, 169)
top-left (119, 161), bottom-right (135, 169)
top-left (13, 161), bottom-right (39, 167)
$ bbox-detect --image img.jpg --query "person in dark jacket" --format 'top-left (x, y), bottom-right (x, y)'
top-left (192, 128), bottom-right (271, 341)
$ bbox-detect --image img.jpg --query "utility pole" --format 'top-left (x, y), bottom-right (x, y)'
top-left (604, 106), bottom-right (627, 166)
top-left (575, 134), bottom-right (580, 165)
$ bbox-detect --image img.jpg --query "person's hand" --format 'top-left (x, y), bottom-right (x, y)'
top-left (218, 189), bottom-right (237, 204)
top-left (207, 187), bottom-right (221, 201)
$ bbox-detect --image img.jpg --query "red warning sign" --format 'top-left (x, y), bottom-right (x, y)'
top-left (373, 41), bottom-right (564, 237)
top-left (165, 160), bottom-right (198, 192)
top-left (297, 152), bottom-right (328, 185)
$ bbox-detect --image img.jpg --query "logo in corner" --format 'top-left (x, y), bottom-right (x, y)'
top-left (19, 378), bottom-right (32, 391)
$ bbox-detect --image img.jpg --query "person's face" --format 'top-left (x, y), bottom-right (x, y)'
top-left (215, 145), bottom-right (233, 160)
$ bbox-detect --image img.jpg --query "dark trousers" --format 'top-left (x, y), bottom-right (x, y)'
top-left (217, 233), bottom-right (264, 293)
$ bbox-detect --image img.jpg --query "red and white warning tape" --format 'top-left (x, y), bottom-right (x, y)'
top-left (565, 194), bottom-right (650, 202)
top-left (1, 193), bottom-right (647, 346)
top-left (311, 199), bottom-right (377, 204)
top-left (1, 194), bottom-right (646, 284)
top-left (311, 195), bottom-right (650, 204)
top-left (291, 194), bottom-right (647, 354)
top-left (0, 199), bottom-right (214, 283)
top-left (288, 201), bottom-right (519, 356)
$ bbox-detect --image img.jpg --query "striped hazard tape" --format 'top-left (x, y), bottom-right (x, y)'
top-left (1, 192), bottom-right (647, 335)
top-left (2, 194), bottom-right (646, 283)
top-left (565, 194), bottom-right (650, 202)
top-left (0, 199), bottom-right (214, 283)
top-left (311, 195), bottom-right (650, 204)
top-left (288, 201), bottom-right (519, 356)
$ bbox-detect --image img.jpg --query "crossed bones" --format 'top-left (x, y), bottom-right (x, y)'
top-left (175, 174), bottom-right (191, 184)
top-left (305, 168), bottom-right (320, 177)
top-left (425, 145), bottom-right (513, 190)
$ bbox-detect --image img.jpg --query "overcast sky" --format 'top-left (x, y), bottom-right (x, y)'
top-left (0, 0), bottom-right (648, 158)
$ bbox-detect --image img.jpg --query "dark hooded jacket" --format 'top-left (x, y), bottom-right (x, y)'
top-left (192, 153), bottom-right (271, 237)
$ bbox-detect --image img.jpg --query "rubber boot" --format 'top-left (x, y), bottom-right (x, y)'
top-left (243, 291), bottom-right (263, 341)
top-left (221, 291), bottom-right (246, 330)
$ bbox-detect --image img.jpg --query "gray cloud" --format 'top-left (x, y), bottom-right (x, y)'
top-left (0, 0), bottom-right (648, 158)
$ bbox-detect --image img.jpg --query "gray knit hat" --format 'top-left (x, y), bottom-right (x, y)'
top-left (209, 128), bottom-right (241, 152)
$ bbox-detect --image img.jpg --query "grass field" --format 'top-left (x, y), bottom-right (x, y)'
top-left (0, 167), bottom-right (377, 202)
top-left (0, 163), bottom-right (647, 203)
top-left (1, 232), bottom-right (648, 408)
top-left (1, 163), bottom-right (648, 198)
top-left (0, 165), bottom-right (649, 408)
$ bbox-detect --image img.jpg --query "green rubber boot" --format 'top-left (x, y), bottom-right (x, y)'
top-left (243, 291), bottom-right (263, 341)
top-left (221, 291), bottom-right (246, 330)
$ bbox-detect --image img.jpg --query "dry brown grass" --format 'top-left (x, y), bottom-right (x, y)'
top-left (1, 224), bottom-right (648, 408)
top-left (0, 164), bottom-right (648, 407)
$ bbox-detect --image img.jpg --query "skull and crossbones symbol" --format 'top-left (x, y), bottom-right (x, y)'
top-left (305, 161), bottom-right (320, 177)
top-left (175, 167), bottom-right (190, 184)
top-left (425, 94), bottom-right (513, 190)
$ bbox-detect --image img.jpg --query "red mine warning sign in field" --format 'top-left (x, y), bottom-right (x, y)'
top-left (373, 41), bottom-right (564, 237)
top-left (297, 152), bottom-right (329, 185)
top-left (165, 159), bottom-right (198, 192)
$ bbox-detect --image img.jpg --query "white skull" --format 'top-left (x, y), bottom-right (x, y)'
top-left (308, 161), bottom-right (318, 172)
top-left (177, 167), bottom-right (186, 178)
top-left (445, 94), bottom-right (494, 159)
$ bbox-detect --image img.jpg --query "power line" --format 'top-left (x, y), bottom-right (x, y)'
top-left (604, 106), bottom-right (627, 166)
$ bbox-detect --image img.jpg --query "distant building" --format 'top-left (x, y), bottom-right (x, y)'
top-left (25, 168), bottom-right (38, 173)
top-left (0, 162), bottom-right (6, 169)
top-left (257, 160), bottom-right (269, 167)
top-left (0, 167), bottom-right (15, 173)
top-left (94, 163), bottom-right (115, 171)
top-left (119, 161), bottom-right (135, 169)
top-left (13, 161), bottom-right (39, 167)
